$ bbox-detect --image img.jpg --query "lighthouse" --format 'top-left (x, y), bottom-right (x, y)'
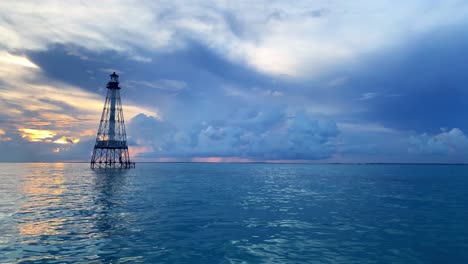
top-left (91, 72), bottom-right (135, 169)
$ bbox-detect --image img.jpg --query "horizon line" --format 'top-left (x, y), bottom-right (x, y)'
top-left (0, 161), bottom-right (467, 165)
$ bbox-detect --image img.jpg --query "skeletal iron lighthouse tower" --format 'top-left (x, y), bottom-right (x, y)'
top-left (91, 72), bottom-right (135, 169)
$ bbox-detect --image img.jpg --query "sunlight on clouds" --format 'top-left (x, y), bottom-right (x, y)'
top-left (0, 52), bottom-right (158, 152)
top-left (0, 129), bottom-right (11, 141)
top-left (19, 128), bottom-right (56, 142)
top-left (245, 38), bottom-right (353, 77)
top-left (0, 52), bottom-right (38, 68)
top-left (53, 136), bottom-right (80, 145)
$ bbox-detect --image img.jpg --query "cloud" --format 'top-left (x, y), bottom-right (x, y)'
top-left (128, 110), bottom-right (339, 160)
top-left (1, 1), bottom-right (467, 77)
top-left (223, 85), bottom-right (284, 101)
top-left (127, 113), bottom-right (176, 151)
top-left (408, 128), bottom-right (468, 155)
top-left (356, 92), bottom-right (377, 101)
top-left (125, 79), bottom-right (187, 93)
top-left (331, 124), bottom-right (468, 163)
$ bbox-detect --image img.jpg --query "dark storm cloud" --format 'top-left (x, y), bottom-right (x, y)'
top-left (334, 25), bottom-right (468, 133)
top-left (27, 45), bottom-right (127, 92)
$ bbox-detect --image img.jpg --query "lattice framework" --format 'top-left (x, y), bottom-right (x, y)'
top-left (91, 72), bottom-right (135, 169)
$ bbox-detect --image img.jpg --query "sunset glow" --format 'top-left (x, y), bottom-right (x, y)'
top-left (19, 128), bottom-right (56, 142)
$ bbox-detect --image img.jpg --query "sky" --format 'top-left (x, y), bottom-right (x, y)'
top-left (1, 0), bottom-right (468, 163)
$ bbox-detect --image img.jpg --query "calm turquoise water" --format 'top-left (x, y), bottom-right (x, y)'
top-left (0, 163), bottom-right (467, 263)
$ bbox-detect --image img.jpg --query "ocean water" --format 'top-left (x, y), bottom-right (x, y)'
top-left (0, 163), bottom-right (467, 263)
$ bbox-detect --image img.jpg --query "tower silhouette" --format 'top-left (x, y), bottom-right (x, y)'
top-left (91, 72), bottom-right (135, 169)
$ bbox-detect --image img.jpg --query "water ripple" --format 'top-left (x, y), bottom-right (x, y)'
top-left (0, 163), bottom-right (468, 263)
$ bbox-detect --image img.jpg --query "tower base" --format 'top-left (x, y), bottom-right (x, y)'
top-left (90, 147), bottom-right (135, 169)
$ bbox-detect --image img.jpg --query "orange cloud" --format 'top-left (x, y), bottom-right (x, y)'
top-left (53, 136), bottom-right (80, 144)
top-left (19, 128), bottom-right (56, 142)
top-left (0, 129), bottom-right (11, 141)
